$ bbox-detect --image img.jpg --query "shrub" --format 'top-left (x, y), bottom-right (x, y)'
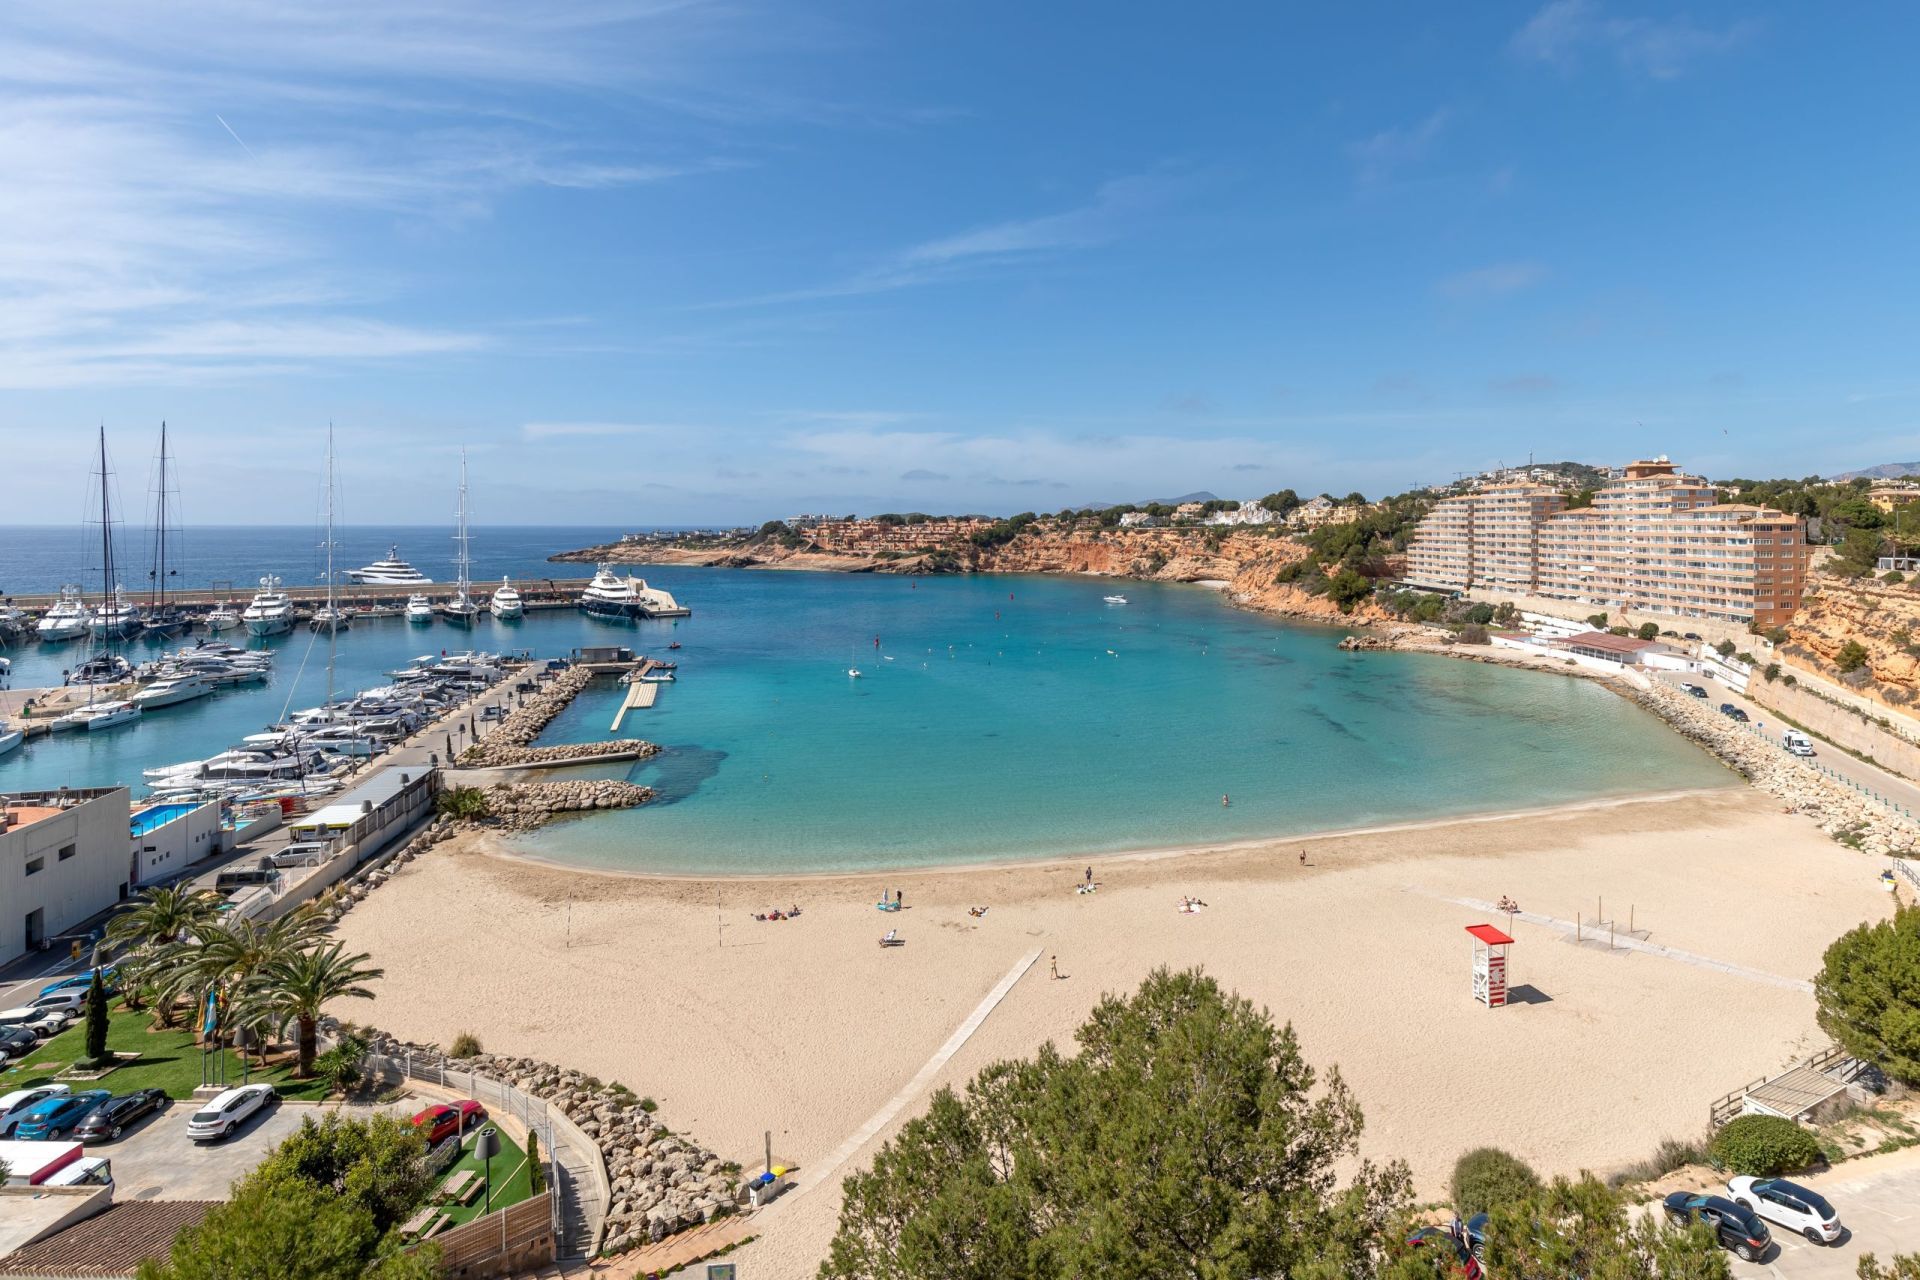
top-left (1464, 602), bottom-right (1495, 626)
top-left (448, 1032), bottom-right (482, 1059)
top-left (639, 1096), bottom-right (658, 1112)
top-left (1451, 1147), bottom-right (1541, 1216)
top-left (313, 1035), bottom-right (368, 1097)
top-left (1458, 624), bottom-right (1490, 645)
top-left (1587, 613), bottom-right (1608, 628)
top-left (1764, 663), bottom-right (1781, 682)
top-left (435, 787), bottom-right (491, 820)
top-left (1606, 1136), bottom-right (1708, 1188)
top-left (1709, 1114), bottom-right (1822, 1176)
top-left (1715, 638), bottom-right (1737, 657)
top-left (1885, 571), bottom-right (1906, 585)
top-left (1837, 640), bottom-right (1870, 673)
top-left (527, 1129), bottom-right (545, 1194)
top-left (1636, 622), bottom-right (1659, 641)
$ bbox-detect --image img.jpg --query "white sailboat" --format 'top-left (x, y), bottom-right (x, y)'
top-left (140, 422), bottom-right (188, 639)
top-left (441, 449), bottom-right (478, 628)
top-left (58, 430), bottom-right (142, 734)
top-left (310, 429), bottom-right (350, 633)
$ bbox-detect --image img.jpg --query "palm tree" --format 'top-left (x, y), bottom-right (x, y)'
top-left (161, 907), bottom-right (330, 1052)
top-left (103, 885), bottom-right (222, 1024)
top-left (256, 941), bottom-right (384, 1077)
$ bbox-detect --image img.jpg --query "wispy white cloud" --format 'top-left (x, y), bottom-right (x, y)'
top-left (710, 173), bottom-right (1192, 307)
top-left (1511, 0), bottom-right (1760, 79)
top-left (1436, 261), bottom-right (1550, 300)
top-left (1351, 109), bottom-right (1450, 186)
top-left (520, 422), bottom-right (682, 440)
top-left (0, 2), bottom-right (779, 388)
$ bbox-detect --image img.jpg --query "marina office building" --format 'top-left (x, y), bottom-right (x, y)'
top-left (1405, 457), bottom-right (1809, 629)
top-left (1, 788), bottom-right (131, 966)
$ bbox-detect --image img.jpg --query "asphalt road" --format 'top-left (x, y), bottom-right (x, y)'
top-left (1721, 1147), bottom-right (1920, 1277)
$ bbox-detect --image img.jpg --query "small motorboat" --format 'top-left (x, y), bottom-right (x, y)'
top-left (0, 722), bottom-right (22, 756)
top-left (667, 641), bottom-right (681, 650)
top-left (1104, 594), bottom-right (1128, 605)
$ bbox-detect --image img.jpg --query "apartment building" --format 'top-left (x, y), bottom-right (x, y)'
top-left (1404, 482), bottom-right (1566, 593)
top-left (1405, 457), bottom-right (1809, 628)
top-left (1, 788), bottom-right (131, 965)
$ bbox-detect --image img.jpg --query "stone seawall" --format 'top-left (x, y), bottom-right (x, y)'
top-left (481, 778), bottom-right (654, 832)
top-left (466, 738), bottom-right (660, 769)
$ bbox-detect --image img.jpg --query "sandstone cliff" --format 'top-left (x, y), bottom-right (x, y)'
top-left (555, 527), bottom-right (1396, 626)
top-left (1781, 576), bottom-right (1920, 709)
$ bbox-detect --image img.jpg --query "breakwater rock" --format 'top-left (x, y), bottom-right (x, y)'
top-left (482, 779), bottom-right (654, 832)
top-left (1626, 682), bottom-right (1917, 855)
top-left (346, 1027), bottom-right (740, 1249)
top-left (464, 738), bottom-right (660, 769)
top-left (483, 666), bottom-right (597, 749)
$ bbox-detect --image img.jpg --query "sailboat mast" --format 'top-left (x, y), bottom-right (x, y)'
top-left (456, 447), bottom-right (470, 601)
top-left (325, 423), bottom-right (336, 706)
top-left (97, 427), bottom-right (114, 651)
top-left (153, 422), bottom-right (169, 612)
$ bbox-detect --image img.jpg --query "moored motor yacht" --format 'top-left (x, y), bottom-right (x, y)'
top-left (241, 576), bottom-right (293, 637)
top-left (1104, 594), bottom-right (1128, 605)
top-left (54, 699), bottom-right (141, 732)
top-left (0, 722), bottom-right (21, 756)
top-left (204, 601), bottom-right (240, 632)
top-left (405, 594), bottom-right (434, 624)
top-left (347, 546), bottom-right (433, 585)
top-left (89, 589), bottom-right (143, 640)
top-left (37, 587), bottom-right (89, 641)
top-left (131, 673), bottom-right (214, 709)
top-left (488, 576), bottom-right (523, 620)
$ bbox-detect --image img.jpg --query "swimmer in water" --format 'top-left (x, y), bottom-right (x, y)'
top-left (1222, 794), bottom-right (1230, 807)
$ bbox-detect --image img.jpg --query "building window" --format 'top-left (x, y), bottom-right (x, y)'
top-left (25, 857), bottom-right (44, 875)
top-left (58, 843), bottom-right (75, 862)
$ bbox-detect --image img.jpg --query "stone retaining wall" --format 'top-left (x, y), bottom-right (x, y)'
top-left (466, 739), bottom-right (660, 769)
top-left (480, 779), bottom-right (654, 832)
top-left (470, 666), bottom-right (597, 754)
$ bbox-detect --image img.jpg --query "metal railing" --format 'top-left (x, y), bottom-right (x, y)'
top-left (1731, 718), bottom-right (1918, 822)
top-left (360, 1047), bottom-right (604, 1258)
top-left (1894, 858), bottom-right (1920, 894)
top-left (1708, 1044), bottom-right (1856, 1128)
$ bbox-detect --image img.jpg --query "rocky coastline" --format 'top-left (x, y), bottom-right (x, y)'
top-left (463, 738), bottom-right (659, 769)
top-left (479, 778), bottom-right (655, 832)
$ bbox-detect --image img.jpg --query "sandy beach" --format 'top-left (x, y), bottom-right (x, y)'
top-left (330, 785), bottom-right (1894, 1278)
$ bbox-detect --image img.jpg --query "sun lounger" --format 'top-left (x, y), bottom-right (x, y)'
top-left (879, 929), bottom-right (903, 947)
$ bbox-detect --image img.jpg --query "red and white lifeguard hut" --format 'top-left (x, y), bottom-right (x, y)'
top-left (1465, 923), bottom-right (1514, 1009)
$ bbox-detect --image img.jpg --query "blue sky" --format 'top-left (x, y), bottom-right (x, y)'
top-left (5, 1), bottom-right (1918, 524)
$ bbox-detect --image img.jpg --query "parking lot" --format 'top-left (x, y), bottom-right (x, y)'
top-left (92, 1096), bottom-right (417, 1201)
top-left (1718, 1148), bottom-right (1920, 1277)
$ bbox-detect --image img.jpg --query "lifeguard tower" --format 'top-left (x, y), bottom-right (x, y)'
top-left (1465, 923), bottom-right (1514, 1009)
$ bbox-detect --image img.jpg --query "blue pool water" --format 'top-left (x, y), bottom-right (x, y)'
top-left (2, 564), bottom-right (1734, 874)
top-left (130, 802), bottom-right (199, 836)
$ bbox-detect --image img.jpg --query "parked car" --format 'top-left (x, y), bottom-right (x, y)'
top-left (1401, 1224), bottom-right (1483, 1278)
top-left (13, 1090), bottom-right (111, 1141)
top-left (1680, 683), bottom-right (1707, 698)
top-left (1662, 1192), bottom-right (1771, 1262)
top-left (73, 1088), bottom-right (169, 1142)
top-left (1683, 632), bottom-right (1703, 641)
top-left (411, 1099), bottom-right (488, 1146)
top-left (0, 1085), bottom-right (71, 1138)
top-left (185, 1083), bottom-right (275, 1142)
top-left (269, 842), bottom-right (331, 869)
top-left (1727, 1176), bottom-right (1842, 1244)
top-left (29, 989), bottom-right (89, 1015)
top-left (1718, 703), bottom-right (1749, 722)
top-left (0, 1027), bottom-right (38, 1061)
top-left (0, 1005), bottom-right (74, 1040)
top-left (38, 968), bottom-right (116, 1000)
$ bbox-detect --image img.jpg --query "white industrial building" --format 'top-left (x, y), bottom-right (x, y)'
top-left (129, 799), bottom-right (224, 886)
top-left (1, 788), bottom-right (132, 965)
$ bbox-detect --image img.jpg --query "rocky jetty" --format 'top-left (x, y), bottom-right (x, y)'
top-left (348, 1026), bottom-right (740, 1250)
top-left (472, 666), bottom-right (597, 752)
top-left (465, 738), bottom-right (660, 769)
top-left (1626, 682), bottom-right (1917, 855)
top-left (480, 779), bottom-right (654, 832)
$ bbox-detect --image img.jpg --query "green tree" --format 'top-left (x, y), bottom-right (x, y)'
top-left (821, 967), bottom-right (1413, 1280)
top-left (1638, 622), bottom-right (1660, 641)
top-left (135, 1166), bottom-right (439, 1280)
top-left (1815, 900), bottom-right (1920, 1082)
top-left (1259, 489), bottom-right (1301, 515)
top-left (1450, 1147), bottom-right (1539, 1217)
top-left (259, 1112), bottom-right (434, 1237)
top-left (1715, 639), bottom-right (1737, 658)
top-left (1837, 527), bottom-right (1884, 575)
top-left (527, 1129), bottom-right (545, 1194)
top-left (162, 909), bottom-right (332, 1061)
top-left (313, 1034), bottom-right (369, 1097)
top-left (84, 969), bottom-right (109, 1064)
top-left (104, 884), bottom-right (222, 1023)
top-left (1479, 1174), bottom-right (1729, 1279)
top-left (256, 942), bottom-right (383, 1077)
top-left (1587, 613), bottom-right (1609, 628)
top-left (1837, 640), bottom-right (1871, 674)
top-left (1326, 567), bottom-right (1375, 612)
top-left (1858, 1254), bottom-right (1920, 1279)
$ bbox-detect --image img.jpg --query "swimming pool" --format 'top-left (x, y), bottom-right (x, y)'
top-left (130, 801), bottom-right (202, 837)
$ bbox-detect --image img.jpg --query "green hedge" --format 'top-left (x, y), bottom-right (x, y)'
top-left (1709, 1115), bottom-right (1821, 1176)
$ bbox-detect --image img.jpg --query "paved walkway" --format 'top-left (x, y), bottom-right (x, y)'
top-left (1416, 891), bottom-right (1815, 992)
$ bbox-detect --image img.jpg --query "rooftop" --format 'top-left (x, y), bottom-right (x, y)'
top-left (1552, 631), bottom-right (1663, 657)
top-left (0, 1200), bottom-right (213, 1276)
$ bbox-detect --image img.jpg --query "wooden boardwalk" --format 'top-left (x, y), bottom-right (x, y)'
top-left (608, 680), bottom-right (658, 732)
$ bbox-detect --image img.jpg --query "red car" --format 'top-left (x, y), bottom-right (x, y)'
top-left (411, 1099), bottom-right (487, 1145)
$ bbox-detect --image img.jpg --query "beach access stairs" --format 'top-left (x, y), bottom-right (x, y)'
top-left (1709, 1044), bottom-right (1871, 1129)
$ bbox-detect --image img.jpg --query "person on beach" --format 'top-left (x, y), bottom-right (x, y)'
top-left (1049, 955), bottom-right (1059, 979)
top-left (896, 888), bottom-right (904, 908)
top-left (1298, 850), bottom-right (1306, 867)
top-left (1084, 866), bottom-right (1092, 884)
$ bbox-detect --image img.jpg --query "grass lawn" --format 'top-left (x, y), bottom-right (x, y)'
top-left (0, 1008), bottom-right (331, 1102)
top-left (435, 1122), bottom-right (536, 1228)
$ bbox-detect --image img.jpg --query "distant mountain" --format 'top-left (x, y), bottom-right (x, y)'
top-left (1830, 462), bottom-right (1920, 481)
top-left (1143, 491), bottom-right (1221, 506)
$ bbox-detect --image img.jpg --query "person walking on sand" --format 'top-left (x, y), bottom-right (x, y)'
top-left (1050, 954), bottom-right (1059, 980)
top-left (1084, 866), bottom-right (1092, 885)
top-left (1298, 850), bottom-right (1307, 867)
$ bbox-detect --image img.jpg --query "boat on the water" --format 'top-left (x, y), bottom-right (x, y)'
top-left (405, 594), bottom-right (434, 624)
top-left (241, 576), bottom-right (293, 637)
top-left (1104, 594), bottom-right (1128, 605)
top-left (89, 591), bottom-right (143, 640)
top-left (488, 576), bottom-right (523, 620)
top-left (69, 653), bottom-right (132, 685)
top-left (580, 564), bottom-right (690, 621)
top-left (131, 673), bottom-right (214, 710)
top-left (37, 587), bottom-right (88, 641)
top-left (442, 450), bottom-right (479, 628)
top-left (347, 546), bottom-right (433, 585)
top-left (204, 600), bottom-right (240, 632)
top-left (140, 422), bottom-right (189, 640)
top-left (0, 723), bottom-right (21, 756)
top-left (53, 699), bottom-right (140, 732)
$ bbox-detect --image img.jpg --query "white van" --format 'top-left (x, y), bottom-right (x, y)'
top-left (43, 1156), bottom-right (113, 1191)
top-left (1782, 730), bottom-right (1815, 758)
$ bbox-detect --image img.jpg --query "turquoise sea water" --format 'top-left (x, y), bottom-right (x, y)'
top-left (509, 569), bottom-right (1734, 874)
top-left (0, 564), bottom-right (1733, 873)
